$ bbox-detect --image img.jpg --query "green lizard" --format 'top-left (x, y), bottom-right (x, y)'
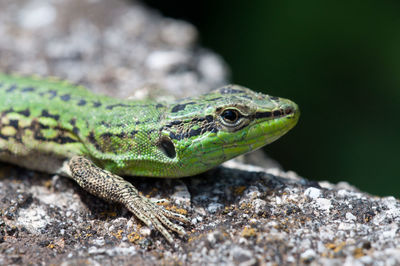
top-left (0, 73), bottom-right (299, 243)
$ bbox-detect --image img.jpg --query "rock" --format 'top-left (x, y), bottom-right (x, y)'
top-left (0, 0), bottom-right (228, 99)
top-left (1, 0), bottom-right (400, 265)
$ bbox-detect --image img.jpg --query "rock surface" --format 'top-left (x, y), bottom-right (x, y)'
top-left (1, 0), bottom-right (400, 265)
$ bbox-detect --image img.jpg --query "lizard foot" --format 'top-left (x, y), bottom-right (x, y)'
top-left (68, 156), bottom-right (189, 243)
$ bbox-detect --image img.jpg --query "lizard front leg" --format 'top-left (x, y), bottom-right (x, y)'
top-left (68, 156), bottom-right (189, 243)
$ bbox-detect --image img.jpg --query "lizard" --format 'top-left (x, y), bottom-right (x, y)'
top-left (0, 73), bottom-right (299, 243)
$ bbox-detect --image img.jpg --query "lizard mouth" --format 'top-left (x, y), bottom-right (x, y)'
top-left (226, 112), bottom-right (299, 152)
top-left (253, 104), bottom-right (296, 120)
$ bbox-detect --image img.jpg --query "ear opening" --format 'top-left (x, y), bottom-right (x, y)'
top-left (158, 136), bottom-right (176, 159)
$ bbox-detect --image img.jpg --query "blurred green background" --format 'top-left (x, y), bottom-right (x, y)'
top-left (144, 0), bottom-right (400, 196)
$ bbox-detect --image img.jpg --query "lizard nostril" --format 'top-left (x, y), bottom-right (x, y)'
top-left (285, 106), bottom-right (293, 115)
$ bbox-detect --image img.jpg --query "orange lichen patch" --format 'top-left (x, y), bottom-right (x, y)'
top-left (274, 221), bottom-right (291, 233)
top-left (233, 186), bottom-right (246, 196)
top-left (187, 230), bottom-right (212, 243)
top-left (325, 243), bottom-right (335, 250)
top-left (240, 203), bottom-right (246, 209)
top-left (187, 233), bottom-right (201, 243)
top-left (353, 247), bottom-right (365, 258)
top-left (222, 205), bottom-right (234, 214)
top-left (73, 230), bottom-right (93, 240)
top-left (99, 211), bottom-right (117, 218)
top-left (325, 241), bottom-right (346, 253)
top-left (187, 236), bottom-right (196, 243)
top-left (111, 229), bottom-right (124, 240)
top-left (147, 187), bottom-right (160, 197)
top-left (127, 231), bottom-right (142, 243)
top-left (241, 226), bottom-right (257, 238)
top-left (81, 226), bottom-right (93, 238)
top-left (165, 205), bottom-right (187, 215)
top-left (364, 214), bottom-right (374, 223)
top-left (43, 180), bottom-right (52, 189)
top-left (45, 238), bottom-right (65, 251)
top-left (239, 203), bottom-right (252, 214)
top-left (156, 200), bottom-right (169, 206)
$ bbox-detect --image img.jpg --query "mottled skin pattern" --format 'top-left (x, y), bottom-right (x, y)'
top-left (0, 73), bottom-right (299, 243)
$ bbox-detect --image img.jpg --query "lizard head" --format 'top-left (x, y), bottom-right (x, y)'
top-left (158, 84), bottom-right (300, 177)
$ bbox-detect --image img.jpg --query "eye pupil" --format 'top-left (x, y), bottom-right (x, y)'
top-left (222, 109), bottom-right (239, 122)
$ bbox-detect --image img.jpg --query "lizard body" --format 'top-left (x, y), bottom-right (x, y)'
top-left (0, 73), bottom-right (299, 243)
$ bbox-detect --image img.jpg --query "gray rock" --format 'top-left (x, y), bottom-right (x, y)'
top-left (0, 0), bottom-right (228, 99)
top-left (1, 0), bottom-right (400, 265)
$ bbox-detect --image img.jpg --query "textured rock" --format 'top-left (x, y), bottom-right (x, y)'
top-left (1, 0), bottom-right (400, 265)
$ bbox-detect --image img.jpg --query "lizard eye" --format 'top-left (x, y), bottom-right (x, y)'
top-left (221, 109), bottom-right (241, 124)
